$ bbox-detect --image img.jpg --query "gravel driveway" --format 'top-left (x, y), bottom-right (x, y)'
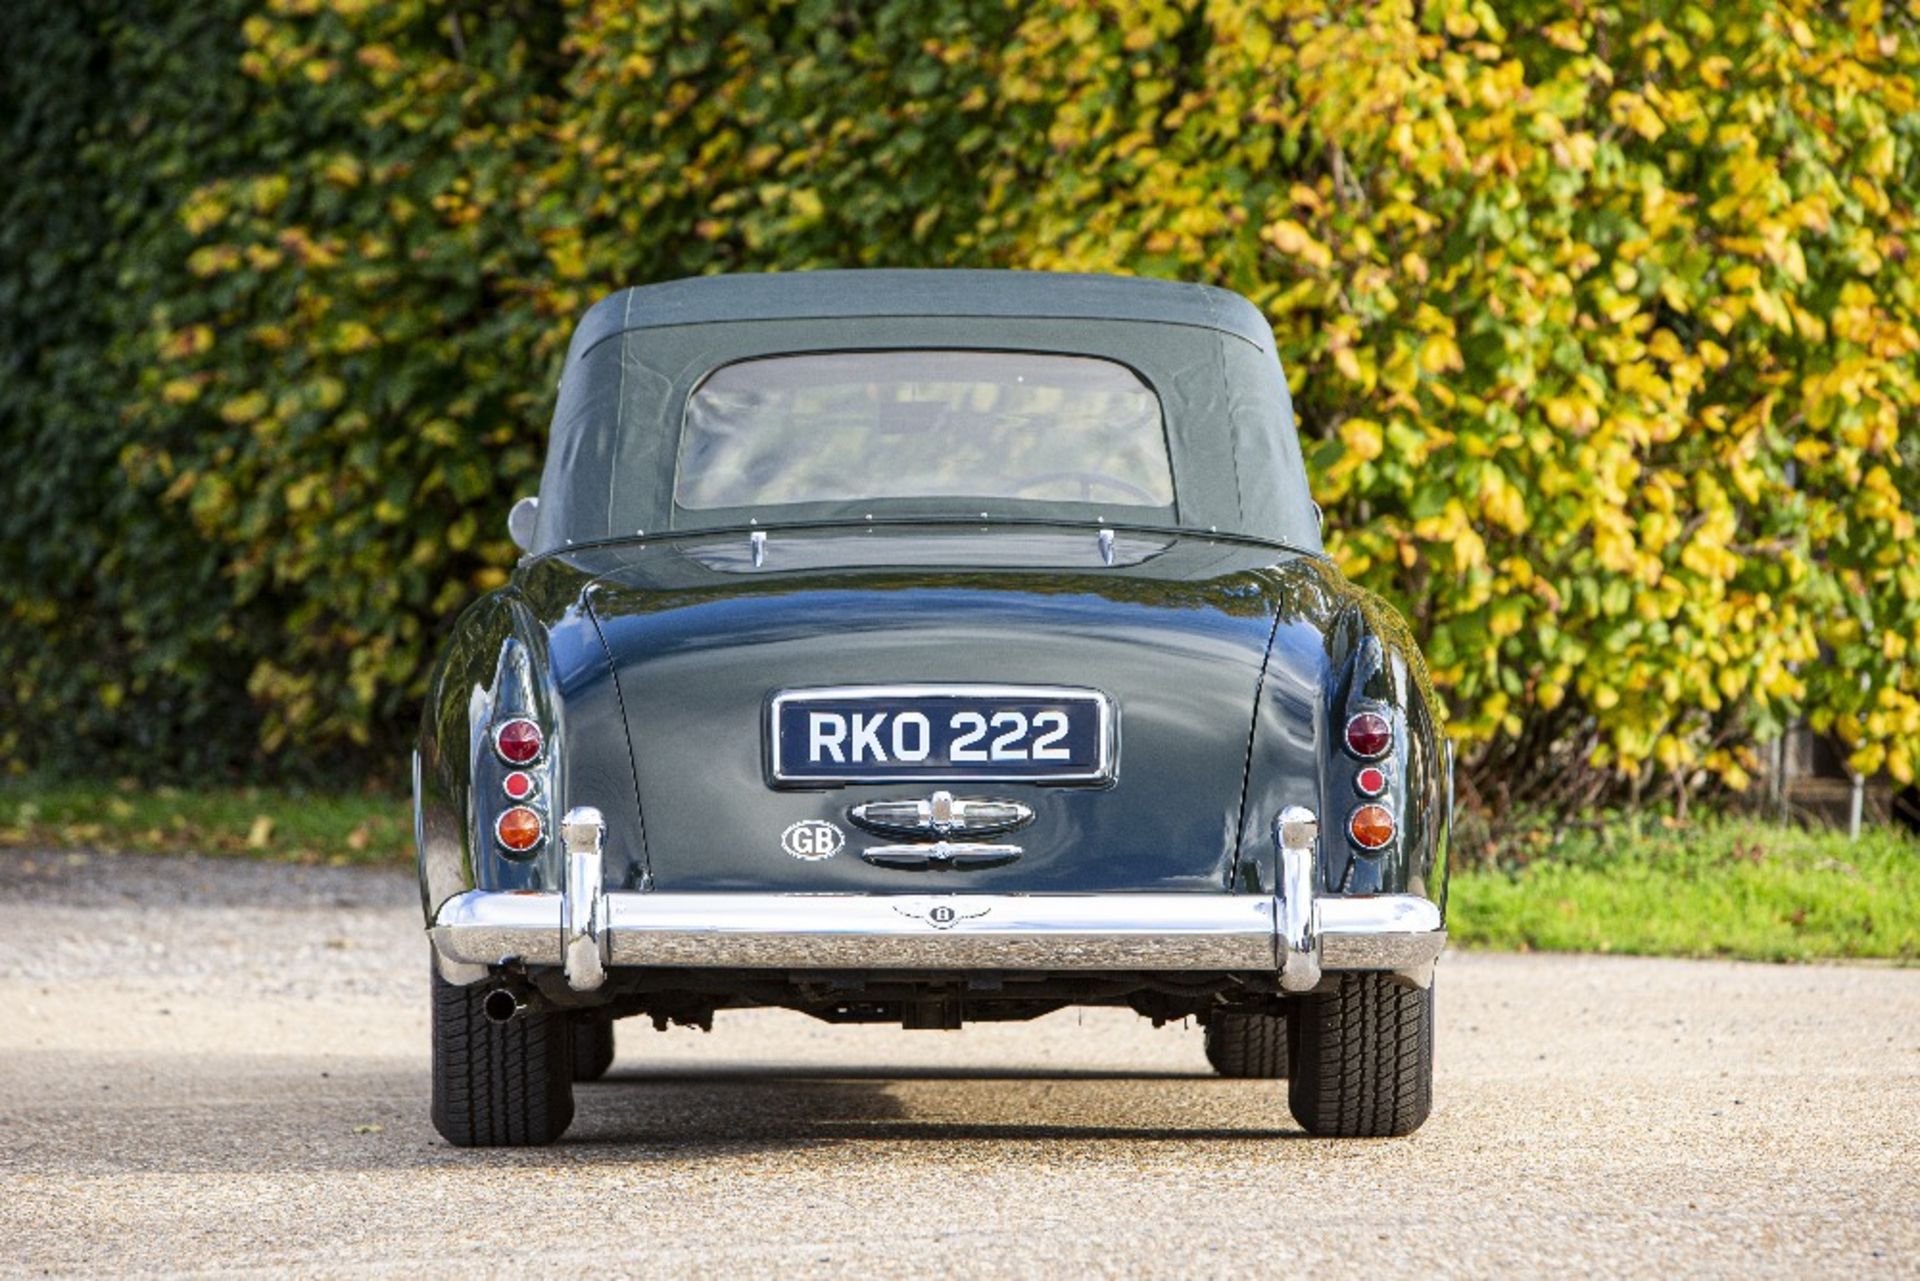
top-left (3, 848), bottom-right (1916, 1279)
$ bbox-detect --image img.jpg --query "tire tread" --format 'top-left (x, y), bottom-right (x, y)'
top-left (1287, 973), bottom-right (1433, 1138)
top-left (1203, 1012), bottom-right (1288, 1078)
top-left (431, 972), bottom-right (575, 1147)
top-left (571, 1016), bottom-right (616, 1082)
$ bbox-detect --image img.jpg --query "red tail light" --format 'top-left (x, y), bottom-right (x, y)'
top-left (1355, 765), bottom-right (1387, 797)
top-left (496, 805), bottom-right (544, 852)
top-left (502, 770), bottom-right (536, 801)
top-left (1349, 803), bottom-right (1395, 849)
top-left (494, 718), bottom-right (544, 764)
top-left (1344, 711), bottom-right (1391, 758)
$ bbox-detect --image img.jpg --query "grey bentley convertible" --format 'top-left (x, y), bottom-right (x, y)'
top-left (415, 270), bottom-right (1451, 1145)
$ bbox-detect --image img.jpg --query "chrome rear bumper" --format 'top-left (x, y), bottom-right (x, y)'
top-left (431, 808), bottom-right (1444, 991)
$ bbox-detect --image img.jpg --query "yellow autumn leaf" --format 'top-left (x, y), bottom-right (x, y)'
top-left (1261, 219), bottom-right (1333, 270)
top-left (1339, 417), bottom-right (1385, 463)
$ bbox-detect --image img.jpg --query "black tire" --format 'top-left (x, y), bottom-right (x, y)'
top-left (1203, 1012), bottom-right (1288, 1078)
top-left (431, 972), bottom-right (575, 1147)
top-left (571, 1015), bottom-right (616, 1082)
top-left (1287, 973), bottom-right (1433, 1138)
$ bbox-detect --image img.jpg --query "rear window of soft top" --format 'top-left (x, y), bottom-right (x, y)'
top-left (674, 350), bottom-right (1175, 511)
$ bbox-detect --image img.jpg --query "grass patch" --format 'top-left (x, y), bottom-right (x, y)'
top-left (0, 778), bottom-right (409, 865)
top-left (1450, 818), bottom-right (1919, 962)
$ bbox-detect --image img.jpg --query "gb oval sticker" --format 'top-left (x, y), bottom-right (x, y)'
top-left (780, 819), bottom-right (844, 861)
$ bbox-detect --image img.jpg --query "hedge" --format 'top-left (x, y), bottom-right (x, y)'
top-left (2, 0), bottom-right (1917, 803)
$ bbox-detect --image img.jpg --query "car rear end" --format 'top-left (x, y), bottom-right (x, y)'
top-left (416, 271), bottom-right (1449, 1146)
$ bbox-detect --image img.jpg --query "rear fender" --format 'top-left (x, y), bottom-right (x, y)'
top-left (1235, 564), bottom-right (1448, 907)
top-left (415, 585), bottom-right (633, 925)
top-left (1323, 615), bottom-right (1448, 902)
top-left (416, 593), bottom-right (506, 925)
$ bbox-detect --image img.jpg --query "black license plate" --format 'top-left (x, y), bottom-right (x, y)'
top-left (769, 685), bottom-right (1114, 785)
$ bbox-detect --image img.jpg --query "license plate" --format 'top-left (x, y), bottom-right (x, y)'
top-left (769, 685), bottom-right (1115, 785)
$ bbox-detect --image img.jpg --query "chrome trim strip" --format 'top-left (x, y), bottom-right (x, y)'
top-left (859, 841), bottom-right (1023, 870)
top-left (560, 807), bottom-right (607, 992)
top-left (1274, 806), bottom-right (1321, 993)
top-left (767, 684), bottom-right (1117, 786)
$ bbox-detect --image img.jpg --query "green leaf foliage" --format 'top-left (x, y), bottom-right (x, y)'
top-left (2, 0), bottom-right (1917, 797)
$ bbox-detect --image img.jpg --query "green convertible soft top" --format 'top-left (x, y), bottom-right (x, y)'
top-left (531, 269), bottom-right (1322, 554)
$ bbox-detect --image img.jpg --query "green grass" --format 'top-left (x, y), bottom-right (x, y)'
top-left (3, 779), bottom-right (1914, 962)
top-left (1450, 818), bottom-right (1919, 962)
top-left (0, 778), bottom-right (409, 865)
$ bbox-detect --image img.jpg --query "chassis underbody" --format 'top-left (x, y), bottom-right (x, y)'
top-left (505, 964), bottom-right (1302, 1031)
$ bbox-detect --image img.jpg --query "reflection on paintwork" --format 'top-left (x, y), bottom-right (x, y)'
top-left (416, 524), bottom-right (1447, 915)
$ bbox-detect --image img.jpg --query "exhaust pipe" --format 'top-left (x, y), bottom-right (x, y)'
top-left (482, 987), bottom-right (527, 1025)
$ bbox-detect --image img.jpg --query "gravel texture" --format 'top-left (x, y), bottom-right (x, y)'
top-left (2, 847), bottom-right (1917, 1278)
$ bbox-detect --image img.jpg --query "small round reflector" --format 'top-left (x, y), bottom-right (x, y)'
top-left (1355, 765), bottom-right (1387, 797)
top-left (502, 770), bottom-right (535, 801)
top-left (1349, 803), bottom-right (1395, 850)
top-left (494, 718), bottom-right (543, 764)
top-left (1345, 711), bottom-right (1391, 758)
top-left (496, 806), bottom-right (544, 852)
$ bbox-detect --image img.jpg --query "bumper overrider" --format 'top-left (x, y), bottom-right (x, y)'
top-left (430, 806), bottom-right (1446, 994)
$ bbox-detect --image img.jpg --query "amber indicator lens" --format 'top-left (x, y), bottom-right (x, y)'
top-left (495, 718), bottom-right (543, 764)
top-left (1345, 711), bottom-right (1391, 757)
top-left (1355, 765), bottom-right (1387, 797)
top-left (502, 770), bottom-right (535, 801)
top-left (496, 806), bottom-right (544, 852)
top-left (1349, 803), bottom-right (1395, 849)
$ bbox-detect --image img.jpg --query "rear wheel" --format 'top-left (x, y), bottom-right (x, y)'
top-left (571, 1015), bottom-right (616, 1082)
top-left (1287, 973), bottom-right (1433, 1137)
top-left (430, 971), bottom-right (575, 1147)
top-left (1203, 1012), bottom-right (1288, 1078)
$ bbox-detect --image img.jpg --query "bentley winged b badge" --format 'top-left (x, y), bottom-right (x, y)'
top-left (890, 901), bottom-right (993, 930)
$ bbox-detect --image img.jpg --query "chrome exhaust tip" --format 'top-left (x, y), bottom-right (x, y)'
top-left (482, 987), bottom-right (526, 1025)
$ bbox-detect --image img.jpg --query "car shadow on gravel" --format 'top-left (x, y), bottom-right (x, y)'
top-left (605, 1064), bottom-right (1217, 1082)
top-left (557, 1067), bottom-right (1299, 1152)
